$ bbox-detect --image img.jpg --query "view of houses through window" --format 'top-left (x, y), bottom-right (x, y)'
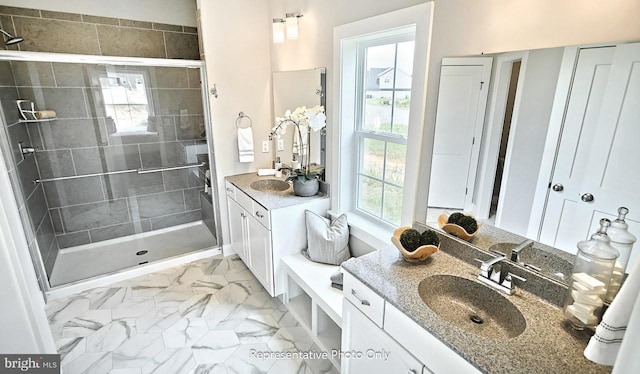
top-left (99, 70), bottom-right (152, 133)
top-left (356, 37), bottom-right (415, 226)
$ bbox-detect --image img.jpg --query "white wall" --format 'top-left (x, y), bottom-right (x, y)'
top-left (497, 48), bottom-right (564, 235)
top-left (0, 0), bottom-right (197, 26)
top-left (198, 0), bottom-right (273, 253)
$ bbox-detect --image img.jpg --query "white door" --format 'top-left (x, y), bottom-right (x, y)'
top-left (541, 44), bottom-right (640, 259)
top-left (428, 58), bottom-right (492, 210)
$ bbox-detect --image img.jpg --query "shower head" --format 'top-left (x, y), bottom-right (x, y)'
top-left (0, 29), bottom-right (23, 45)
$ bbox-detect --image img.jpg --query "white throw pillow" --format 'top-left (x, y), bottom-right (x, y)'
top-left (302, 210), bottom-right (351, 265)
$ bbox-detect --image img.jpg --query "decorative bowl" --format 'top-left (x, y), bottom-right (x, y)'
top-left (437, 213), bottom-right (482, 242)
top-left (391, 226), bottom-right (439, 263)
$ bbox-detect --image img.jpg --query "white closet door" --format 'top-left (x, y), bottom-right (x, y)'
top-left (428, 59), bottom-right (491, 210)
top-left (582, 43), bottom-right (640, 265)
top-left (541, 43), bottom-right (640, 258)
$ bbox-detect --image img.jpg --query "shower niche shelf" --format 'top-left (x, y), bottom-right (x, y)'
top-left (16, 100), bottom-right (57, 122)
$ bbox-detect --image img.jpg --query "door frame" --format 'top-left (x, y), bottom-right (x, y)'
top-left (476, 51), bottom-right (528, 220)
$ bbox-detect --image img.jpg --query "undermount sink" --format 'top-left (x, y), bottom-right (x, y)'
top-left (250, 179), bottom-right (290, 192)
top-left (489, 242), bottom-right (573, 282)
top-left (418, 275), bottom-right (526, 340)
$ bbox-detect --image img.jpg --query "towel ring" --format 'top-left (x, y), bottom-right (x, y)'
top-left (235, 112), bottom-right (252, 129)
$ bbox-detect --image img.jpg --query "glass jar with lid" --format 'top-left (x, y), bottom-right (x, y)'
top-left (563, 219), bottom-right (619, 330)
top-left (605, 207), bottom-right (637, 302)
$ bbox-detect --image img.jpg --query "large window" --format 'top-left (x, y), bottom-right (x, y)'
top-left (356, 36), bottom-right (415, 226)
top-left (333, 3), bottom-right (432, 244)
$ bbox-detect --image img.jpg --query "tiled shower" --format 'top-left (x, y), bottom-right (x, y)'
top-left (0, 5), bottom-right (219, 292)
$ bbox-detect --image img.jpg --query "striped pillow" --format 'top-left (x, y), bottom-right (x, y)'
top-left (302, 210), bottom-right (351, 265)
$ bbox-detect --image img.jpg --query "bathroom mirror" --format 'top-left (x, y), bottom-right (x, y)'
top-left (427, 40), bottom-right (640, 284)
top-left (272, 67), bottom-right (326, 172)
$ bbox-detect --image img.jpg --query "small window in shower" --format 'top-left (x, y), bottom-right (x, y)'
top-left (100, 69), bottom-right (153, 134)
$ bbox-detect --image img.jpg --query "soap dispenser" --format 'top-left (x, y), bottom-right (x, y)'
top-left (605, 207), bottom-right (637, 302)
top-left (563, 219), bottom-right (619, 330)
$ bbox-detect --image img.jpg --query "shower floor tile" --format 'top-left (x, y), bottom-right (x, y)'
top-left (46, 255), bottom-right (339, 374)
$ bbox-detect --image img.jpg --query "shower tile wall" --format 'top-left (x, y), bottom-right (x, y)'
top-left (0, 5), bottom-right (199, 60)
top-left (13, 62), bottom-right (208, 249)
top-left (0, 60), bottom-right (57, 280)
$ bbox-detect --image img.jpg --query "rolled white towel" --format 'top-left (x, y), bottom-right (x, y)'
top-left (35, 110), bottom-right (56, 119)
top-left (257, 169), bottom-right (276, 176)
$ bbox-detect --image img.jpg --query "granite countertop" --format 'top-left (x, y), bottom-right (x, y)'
top-left (225, 172), bottom-right (328, 210)
top-left (342, 246), bottom-right (611, 374)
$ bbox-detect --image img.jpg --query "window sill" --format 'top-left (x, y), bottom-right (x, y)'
top-left (327, 209), bottom-right (393, 251)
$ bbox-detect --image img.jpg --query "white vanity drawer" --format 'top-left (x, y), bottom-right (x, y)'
top-left (235, 188), bottom-right (254, 212)
top-left (343, 271), bottom-right (385, 327)
top-left (252, 202), bottom-right (271, 230)
top-left (225, 181), bottom-right (236, 200)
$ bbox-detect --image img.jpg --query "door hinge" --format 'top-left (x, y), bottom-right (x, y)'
top-left (465, 187), bottom-right (468, 195)
top-left (472, 137), bottom-right (475, 145)
top-left (480, 81), bottom-right (485, 90)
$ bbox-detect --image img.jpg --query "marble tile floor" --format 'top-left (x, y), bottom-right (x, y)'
top-left (46, 255), bottom-right (340, 374)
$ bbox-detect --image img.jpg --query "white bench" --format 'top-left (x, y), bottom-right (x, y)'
top-left (281, 253), bottom-right (343, 369)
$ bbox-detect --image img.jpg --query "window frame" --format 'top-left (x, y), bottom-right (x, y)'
top-left (353, 34), bottom-right (415, 227)
top-left (332, 3), bottom-right (433, 246)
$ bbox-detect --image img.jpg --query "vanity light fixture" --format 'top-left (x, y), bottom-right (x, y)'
top-left (272, 18), bottom-right (285, 44)
top-left (285, 13), bottom-right (303, 40)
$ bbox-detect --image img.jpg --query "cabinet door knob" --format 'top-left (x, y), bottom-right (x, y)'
top-left (581, 193), bottom-right (594, 202)
top-left (351, 289), bottom-right (370, 306)
top-left (255, 211), bottom-right (264, 218)
top-left (552, 183), bottom-right (564, 192)
top-left (240, 212), bottom-right (246, 218)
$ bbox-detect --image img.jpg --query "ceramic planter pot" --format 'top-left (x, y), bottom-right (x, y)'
top-left (292, 177), bottom-right (319, 197)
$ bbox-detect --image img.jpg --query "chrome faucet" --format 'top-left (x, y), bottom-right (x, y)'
top-left (475, 255), bottom-right (526, 295)
top-left (510, 239), bottom-right (534, 262)
top-left (476, 255), bottom-right (505, 281)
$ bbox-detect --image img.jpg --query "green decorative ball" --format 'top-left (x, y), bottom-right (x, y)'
top-left (400, 229), bottom-right (422, 252)
top-left (420, 229), bottom-right (440, 247)
top-left (457, 215), bottom-right (478, 234)
top-left (448, 212), bottom-right (465, 224)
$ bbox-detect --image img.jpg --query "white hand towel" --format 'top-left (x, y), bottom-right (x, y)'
top-left (257, 169), bottom-right (276, 176)
top-left (292, 125), bottom-right (308, 156)
top-left (237, 127), bottom-right (254, 163)
top-left (584, 255), bottom-right (640, 365)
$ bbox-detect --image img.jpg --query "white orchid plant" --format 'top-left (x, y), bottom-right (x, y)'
top-left (270, 105), bottom-right (326, 182)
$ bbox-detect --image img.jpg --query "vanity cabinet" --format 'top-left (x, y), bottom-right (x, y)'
top-left (342, 300), bottom-right (426, 374)
top-left (227, 198), bottom-right (272, 289)
top-left (341, 270), bottom-right (480, 374)
top-left (225, 180), bottom-right (329, 296)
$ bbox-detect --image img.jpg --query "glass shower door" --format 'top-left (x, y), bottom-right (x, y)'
top-left (0, 59), bottom-right (218, 287)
